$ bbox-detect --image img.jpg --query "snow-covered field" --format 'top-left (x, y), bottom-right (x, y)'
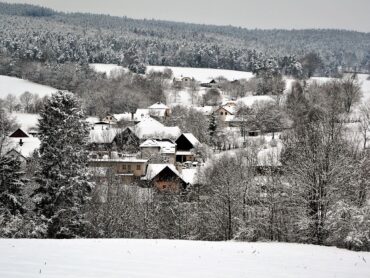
top-left (90, 63), bottom-right (370, 108)
top-left (89, 63), bottom-right (128, 77)
top-left (0, 239), bottom-right (369, 278)
top-left (89, 63), bottom-right (254, 82)
top-left (11, 112), bottom-right (40, 131)
top-left (358, 74), bottom-right (370, 102)
top-left (0, 75), bottom-right (57, 99)
top-left (147, 65), bottom-right (254, 82)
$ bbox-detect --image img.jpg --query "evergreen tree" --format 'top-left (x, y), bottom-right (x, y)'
top-left (208, 113), bottom-right (217, 141)
top-left (34, 91), bottom-right (93, 238)
top-left (0, 155), bottom-right (26, 220)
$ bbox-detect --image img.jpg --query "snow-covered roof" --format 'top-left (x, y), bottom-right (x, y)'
top-left (140, 139), bottom-right (176, 154)
top-left (142, 164), bottom-right (183, 181)
top-left (182, 133), bottom-right (199, 147)
top-left (220, 105), bottom-right (237, 115)
top-left (134, 109), bottom-right (150, 121)
top-left (134, 117), bottom-right (181, 139)
top-left (90, 157), bottom-right (148, 163)
top-left (176, 151), bottom-right (193, 156)
top-left (148, 102), bottom-right (169, 110)
top-left (113, 113), bottom-right (132, 122)
top-left (89, 128), bottom-right (119, 144)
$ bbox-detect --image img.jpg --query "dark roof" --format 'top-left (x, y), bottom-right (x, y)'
top-left (9, 129), bottom-right (29, 138)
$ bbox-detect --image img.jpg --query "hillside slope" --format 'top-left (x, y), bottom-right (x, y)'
top-left (0, 239), bottom-right (369, 278)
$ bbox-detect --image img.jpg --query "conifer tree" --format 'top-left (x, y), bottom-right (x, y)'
top-left (34, 91), bottom-right (92, 238)
top-left (0, 155), bottom-right (26, 220)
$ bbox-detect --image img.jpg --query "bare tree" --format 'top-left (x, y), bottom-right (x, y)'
top-left (19, 91), bottom-right (33, 113)
top-left (4, 94), bottom-right (17, 113)
top-left (341, 74), bottom-right (362, 113)
top-left (359, 103), bottom-right (370, 149)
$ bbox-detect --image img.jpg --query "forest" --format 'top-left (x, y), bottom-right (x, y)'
top-left (0, 2), bottom-right (369, 77)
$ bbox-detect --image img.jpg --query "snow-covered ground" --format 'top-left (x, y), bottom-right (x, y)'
top-left (0, 75), bottom-right (57, 99)
top-left (0, 239), bottom-right (369, 278)
top-left (358, 74), bottom-right (370, 102)
top-left (147, 65), bottom-right (254, 82)
top-left (11, 113), bottom-right (40, 132)
top-left (89, 63), bottom-right (254, 82)
top-left (89, 63), bottom-right (128, 77)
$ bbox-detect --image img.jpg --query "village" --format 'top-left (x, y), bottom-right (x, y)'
top-left (3, 70), bottom-right (284, 199)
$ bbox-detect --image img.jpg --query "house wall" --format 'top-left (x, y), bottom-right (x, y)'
top-left (153, 178), bottom-right (185, 192)
top-left (151, 167), bottom-right (187, 192)
top-left (89, 161), bottom-right (146, 177)
top-left (102, 115), bottom-right (117, 124)
top-left (176, 154), bottom-right (195, 163)
top-left (217, 107), bottom-right (232, 122)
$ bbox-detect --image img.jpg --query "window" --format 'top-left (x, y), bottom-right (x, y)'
top-left (128, 165), bottom-right (132, 171)
top-left (122, 165), bottom-right (127, 170)
top-left (220, 112), bottom-right (224, 115)
top-left (136, 165), bottom-right (141, 170)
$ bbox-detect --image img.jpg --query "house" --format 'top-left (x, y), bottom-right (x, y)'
top-left (173, 76), bottom-right (193, 87)
top-left (102, 114), bottom-right (118, 125)
top-left (140, 139), bottom-right (177, 164)
top-left (89, 155), bottom-right (148, 184)
top-left (148, 102), bottom-right (171, 118)
top-left (89, 127), bottom-right (119, 150)
top-left (5, 149), bottom-right (28, 168)
top-left (200, 79), bottom-right (219, 88)
top-left (175, 133), bottom-right (199, 163)
top-left (92, 121), bottom-right (112, 130)
top-left (89, 126), bottom-right (140, 152)
top-left (215, 104), bottom-right (236, 125)
top-left (134, 117), bottom-right (181, 140)
top-left (114, 127), bottom-right (140, 152)
top-left (141, 164), bottom-right (187, 192)
top-left (4, 128), bottom-right (41, 167)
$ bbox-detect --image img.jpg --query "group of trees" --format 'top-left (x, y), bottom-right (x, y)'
top-left (0, 56), bottom-right (170, 118)
top-left (1, 91), bottom-right (46, 113)
top-left (0, 92), bottom-right (92, 238)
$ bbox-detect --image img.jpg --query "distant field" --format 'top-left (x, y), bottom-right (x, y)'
top-left (90, 63), bottom-right (255, 82)
top-left (0, 75), bottom-right (57, 99)
top-left (0, 239), bottom-right (369, 278)
top-left (147, 65), bottom-right (255, 82)
top-left (11, 112), bottom-right (40, 132)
